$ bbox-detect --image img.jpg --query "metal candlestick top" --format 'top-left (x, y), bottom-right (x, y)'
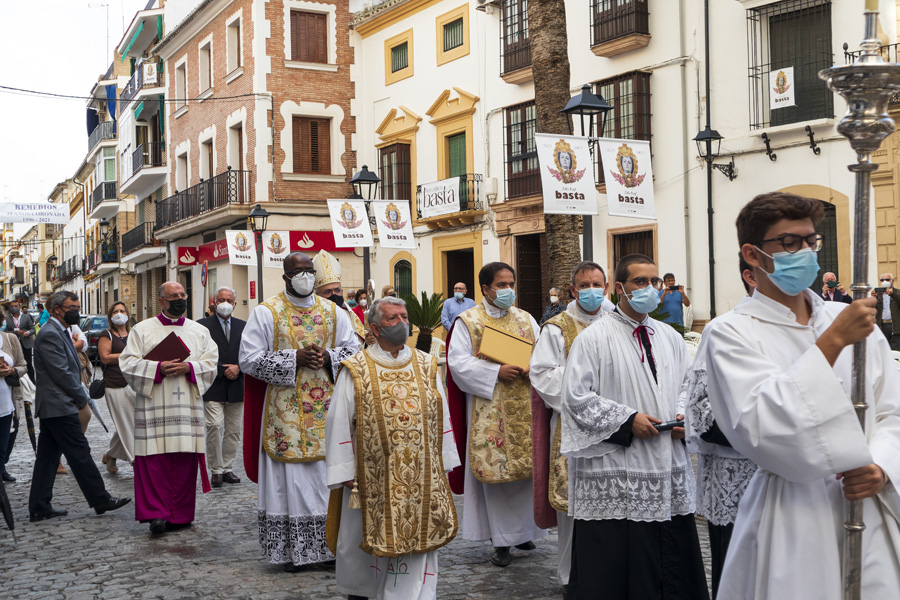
top-left (819, 8), bottom-right (900, 600)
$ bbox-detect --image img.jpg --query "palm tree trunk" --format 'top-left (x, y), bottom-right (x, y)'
top-left (530, 0), bottom-right (584, 293)
top-left (415, 331), bottom-right (433, 354)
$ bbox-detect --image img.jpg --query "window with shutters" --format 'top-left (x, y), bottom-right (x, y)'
top-left (379, 143), bottom-right (412, 202)
top-left (747, 0), bottom-right (833, 129)
top-left (292, 116), bottom-right (331, 175)
top-left (501, 0), bottom-right (531, 76)
top-left (290, 10), bottom-right (327, 64)
top-left (199, 40), bottom-right (212, 93)
top-left (447, 133), bottom-right (466, 179)
top-left (174, 60), bottom-right (187, 110)
top-left (384, 29), bottom-right (414, 85)
top-left (593, 71), bottom-right (651, 185)
top-left (436, 5), bottom-right (469, 66)
top-left (226, 14), bottom-right (242, 75)
top-left (505, 102), bottom-right (540, 199)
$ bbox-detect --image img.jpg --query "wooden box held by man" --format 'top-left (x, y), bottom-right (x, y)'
top-left (325, 297), bottom-right (459, 599)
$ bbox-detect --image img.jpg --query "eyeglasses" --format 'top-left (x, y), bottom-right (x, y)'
top-left (758, 233), bottom-right (824, 254)
top-left (285, 268), bottom-right (316, 277)
top-left (628, 277), bottom-right (663, 288)
top-left (165, 294), bottom-right (189, 301)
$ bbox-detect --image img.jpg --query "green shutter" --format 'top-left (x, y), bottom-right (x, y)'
top-left (448, 133), bottom-right (466, 178)
top-left (444, 18), bottom-right (464, 51)
top-left (391, 42), bottom-right (408, 73)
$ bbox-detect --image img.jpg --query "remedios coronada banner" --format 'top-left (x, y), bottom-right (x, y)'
top-left (0, 203), bottom-right (69, 224)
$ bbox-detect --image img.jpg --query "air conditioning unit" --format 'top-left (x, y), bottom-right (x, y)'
top-left (476, 0), bottom-right (501, 13)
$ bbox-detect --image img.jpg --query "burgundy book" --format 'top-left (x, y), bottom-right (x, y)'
top-left (143, 332), bottom-right (191, 362)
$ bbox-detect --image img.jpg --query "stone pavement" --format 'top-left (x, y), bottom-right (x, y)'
top-left (0, 398), bottom-right (712, 599)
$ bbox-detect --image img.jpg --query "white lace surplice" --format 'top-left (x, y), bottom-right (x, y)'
top-left (561, 311), bottom-right (695, 522)
top-left (238, 291), bottom-right (361, 566)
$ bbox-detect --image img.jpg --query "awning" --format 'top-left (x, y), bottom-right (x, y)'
top-left (121, 20), bottom-right (144, 61)
top-left (134, 100), bottom-right (145, 120)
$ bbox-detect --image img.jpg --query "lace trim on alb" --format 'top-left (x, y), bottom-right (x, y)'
top-left (246, 350), bottom-right (297, 387)
top-left (570, 464), bottom-right (695, 522)
top-left (327, 346), bottom-right (357, 380)
top-left (561, 396), bottom-right (635, 457)
top-left (695, 454), bottom-right (758, 526)
top-left (257, 510), bottom-right (334, 565)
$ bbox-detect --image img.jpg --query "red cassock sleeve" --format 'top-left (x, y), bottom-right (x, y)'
top-left (445, 320), bottom-right (469, 495)
top-left (243, 374), bottom-right (268, 484)
top-left (531, 387), bottom-right (558, 529)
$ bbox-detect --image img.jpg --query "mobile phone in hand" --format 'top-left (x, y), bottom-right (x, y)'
top-left (668, 286), bottom-right (678, 291)
top-left (653, 419), bottom-right (684, 432)
top-left (875, 287), bottom-right (887, 294)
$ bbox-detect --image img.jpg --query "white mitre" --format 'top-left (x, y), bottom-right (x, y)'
top-left (313, 249), bottom-right (342, 289)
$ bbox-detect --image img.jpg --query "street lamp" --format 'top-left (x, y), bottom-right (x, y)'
top-left (248, 204), bottom-right (270, 303)
top-left (693, 126), bottom-right (736, 181)
top-left (560, 83), bottom-right (613, 262)
top-left (349, 165), bottom-right (381, 283)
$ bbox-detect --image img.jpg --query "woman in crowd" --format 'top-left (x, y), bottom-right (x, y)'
top-left (97, 302), bottom-right (135, 473)
top-left (352, 288), bottom-right (368, 325)
top-left (0, 306), bottom-right (27, 483)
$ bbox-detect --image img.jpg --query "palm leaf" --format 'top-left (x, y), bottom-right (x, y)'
top-left (401, 291), bottom-right (444, 335)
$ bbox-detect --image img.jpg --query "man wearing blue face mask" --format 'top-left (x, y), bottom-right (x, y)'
top-left (702, 192), bottom-right (900, 600)
top-left (560, 254), bottom-right (708, 600)
top-left (446, 262), bottom-right (545, 568)
top-left (530, 261), bottom-right (608, 596)
top-left (441, 282), bottom-right (475, 331)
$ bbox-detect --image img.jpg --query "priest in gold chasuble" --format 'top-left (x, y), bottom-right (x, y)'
top-left (326, 297), bottom-right (459, 600)
top-left (530, 261), bottom-right (608, 592)
top-left (240, 252), bottom-right (360, 570)
top-left (446, 262), bottom-right (545, 569)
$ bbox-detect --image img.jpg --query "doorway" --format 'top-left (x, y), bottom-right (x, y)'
top-left (814, 201), bottom-right (838, 291)
top-left (446, 248), bottom-right (474, 300)
top-left (515, 233), bottom-right (549, 323)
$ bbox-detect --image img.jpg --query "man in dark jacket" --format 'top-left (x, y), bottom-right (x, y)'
top-left (873, 272), bottom-right (900, 351)
top-left (197, 287), bottom-right (246, 487)
top-left (819, 272), bottom-right (853, 304)
top-left (7, 299), bottom-right (36, 381)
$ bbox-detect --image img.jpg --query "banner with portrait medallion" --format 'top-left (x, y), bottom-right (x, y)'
top-left (225, 230), bottom-right (257, 265)
top-left (261, 231), bottom-right (290, 268)
top-left (327, 199), bottom-right (374, 247)
top-left (535, 133), bottom-right (599, 215)
top-left (371, 200), bottom-right (416, 249)
top-left (597, 138), bottom-right (655, 220)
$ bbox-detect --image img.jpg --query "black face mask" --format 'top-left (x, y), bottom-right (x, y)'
top-left (167, 299), bottom-right (187, 316)
top-left (63, 309), bottom-right (80, 326)
top-left (326, 293), bottom-right (345, 308)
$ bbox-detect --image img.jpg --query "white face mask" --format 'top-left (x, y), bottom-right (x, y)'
top-left (216, 302), bottom-right (234, 317)
top-left (882, 280), bottom-right (892, 286)
top-left (111, 313), bottom-right (129, 326)
top-left (291, 272), bottom-right (315, 297)
top-left (360, 299), bottom-right (368, 307)
top-left (550, 296), bottom-right (559, 304)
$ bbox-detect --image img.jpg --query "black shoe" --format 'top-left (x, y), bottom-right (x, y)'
top-left (94, 496), bottom-right (131, 515)
top-left (222, 471), bottom-right (241, 484)
top-left (283, 563), bottom-right (305, 573)
top-left (29, 508), bottom-right (68, 522)
top-left (348, 596), bottom-right (368, 600)
top-left (211, 473), bottom-right (223, 488)
top-left (149, 518), bottom-right (166, 534)
top-left (2, 472), bottom-right (15, 483)
top-left (515, 540), bottom-right (536, 551)
top-left (165, 521), bottom-right (192, 531)
top-left (491, 546), bottom-right (512, 567)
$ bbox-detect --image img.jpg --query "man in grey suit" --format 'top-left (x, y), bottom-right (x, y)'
top-left (7, 299), bottom-right (35, 382)
top-left (28, 290), bottom-right (130, 522)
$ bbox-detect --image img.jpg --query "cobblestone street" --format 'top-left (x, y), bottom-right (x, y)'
top-left (1, 398), bottom-right (712, 599)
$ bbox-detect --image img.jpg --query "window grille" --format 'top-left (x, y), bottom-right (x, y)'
top-left (394, 260), bottom-right (412, 298)
top-left (504, 101), bottom-right (540, 199)
top-left (501, 0), bottom-right (530, 74)
top-left (593, 71), bottom-right (651, 185)
top-left (391, 42), bottom-right (409, 73)
top-left (444, 18), bottom-right (464, 52)
top-left (590, 0), bottom-right (649, 47)
top-left (747, 0), bottom-right (833, 129)
top-left (380, 143), bottom-right (412, 202)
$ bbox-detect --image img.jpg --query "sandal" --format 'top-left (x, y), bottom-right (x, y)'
top-left (102, 454), bottom-right (118, 474)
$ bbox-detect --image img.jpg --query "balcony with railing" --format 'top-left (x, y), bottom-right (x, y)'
top-left (154, 169), bottom-right (253, 237)
top-left (86, 237), bottom-right (120, 276)
top-left (590, 0), bottom-right (650, 57)
top-left (53, 257), bottom-right (84, 285)
top-left (844, 42), bottom-right (900, 105)
top-left (89, 181), bottom-right (120, 220)
top-left (122, 221), bottom-right (166, 263)
top-left (416, 173), bottom-right (486, 230)
top-left (120, 61), bottom-right (164, 107)
top-left (121, 140), bottom-right (167, 197)
top-left (88, 120), bottom-right (116, 155)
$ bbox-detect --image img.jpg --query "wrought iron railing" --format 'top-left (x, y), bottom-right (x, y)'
top-left (845, 42), bottom-right (900, 104)
top-left (91, 181), bottom-right (118, 211)
top-left (501, 1), bottom-right (531, 74)
top-left (122, 222), bottom-right (161, 255)
top-left (88, 121), bottom-right (116, 153)
top-left (55, 257), bottom-right (84, 283)
top-left (155, 168), bottom-right (252, 230)
top-left (132, 141), bottom-right (165, 175)
top-left (416, 174), bottom-right (484, 219)
top-left (87, 238), bottom-right (119, 270)
top-left (590, 0), bottom-right (649, 47)
top-left (121, 61), bottom-right (164, 106)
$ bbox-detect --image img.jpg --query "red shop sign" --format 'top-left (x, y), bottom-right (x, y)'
top-left (177, 247), bottom-right (198, 266)
top-left (199, 239), bottom-right (229, 262)
top-left (289, 231), bottom-right (353, 253)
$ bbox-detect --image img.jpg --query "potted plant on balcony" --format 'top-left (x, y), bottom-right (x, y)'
top-left (402, 291), bottom-right (444, 354)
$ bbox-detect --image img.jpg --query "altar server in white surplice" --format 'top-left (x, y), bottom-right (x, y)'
top-left (706, 192), bottom-right (900, 600)
top-left (119, 282), bottom-right (219, 535)
top-left (240, 252), bottom-right (360, 571)
top-left (326, 297), bottom-right (459, 600)
top-left (530, 261), bottom-right (608, 593)
top-left (561, 254), bottom-right (708, 600)
top-left (446, 261), bottom-right (546, 569)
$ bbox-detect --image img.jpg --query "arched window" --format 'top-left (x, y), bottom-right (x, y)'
top-left (394, 259), bottom-right (412, 299)
top-left (813, 201), bottom-right (838, 291)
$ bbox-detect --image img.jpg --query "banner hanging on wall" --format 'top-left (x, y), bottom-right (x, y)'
top-left (597, 138), bottom-right (656, 220)
top-left (327, 199), bottom-right (374, 247)
top-left (769, 66), bottom-right (795, 109)
top-left (535, 133), bottom-right (598, 215)
top-left (261, 231), bottom-right (290, 268)
top-left (371, 200), bottom-right (416, 249)
top-left (224, 230), bottom-right (257, 265)
top-left (0, 203), bottom-right (69, 224)
top-left (418, 177), bottom-right (460, 218)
